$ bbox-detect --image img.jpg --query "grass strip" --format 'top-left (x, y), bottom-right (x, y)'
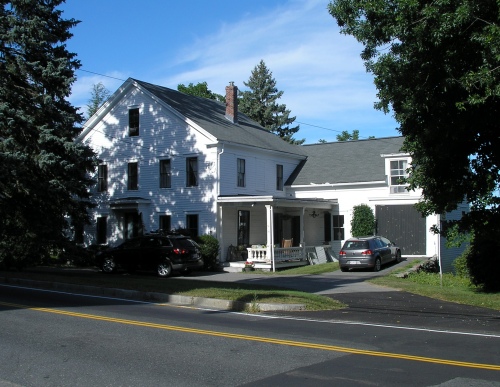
top-left (369, 262), bottom-right (500, 311)
top-left (0, 267), bottom-right (343, 311)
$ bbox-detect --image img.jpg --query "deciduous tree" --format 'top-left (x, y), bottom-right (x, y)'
top-left (0, 0), bottom-right (96, 268)
top-left (239, 60), bottom-right (304, 145)
top-left (177, 82), bottom-right (224, 102)
top-left (336, 129), bottom-right (359, 142)
top-left (329, 0), bottom-right (500, 289)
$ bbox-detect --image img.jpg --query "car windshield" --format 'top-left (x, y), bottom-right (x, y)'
top-left (343, 240), bottom-right (369, 250)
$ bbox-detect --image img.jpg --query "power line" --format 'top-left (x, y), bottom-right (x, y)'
top-left (76, 68), bottom-right (399, 144)
top-left (78, 69), bottom-right (126, 82)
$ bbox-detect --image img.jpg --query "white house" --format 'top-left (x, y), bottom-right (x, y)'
top-left (78, 78), bottom-right (465, 272)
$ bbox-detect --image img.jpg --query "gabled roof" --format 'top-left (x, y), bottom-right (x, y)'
top-left (287, 136), bottom-right (405, 186)
top-left (132, 79), bottom-right (306, 158)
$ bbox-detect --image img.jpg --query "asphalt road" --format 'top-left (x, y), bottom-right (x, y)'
top-left (0, 284), bottom-right (499, 386)
top-left (168, 260), bottom-right (500, 336)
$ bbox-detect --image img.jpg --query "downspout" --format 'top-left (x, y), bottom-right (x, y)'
top-left (437, 213), bottom-right (443, 287)
top-left (217, 144), bottom-right (224, 197)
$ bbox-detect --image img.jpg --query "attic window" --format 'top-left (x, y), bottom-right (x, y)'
top-left (129, 108), bottom-right (139, 136)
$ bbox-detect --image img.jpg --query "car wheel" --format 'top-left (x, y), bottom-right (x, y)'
top-left (102, 257), bottom-right (116, 273)
top-left (396, 250), bottom-right (402, 263)
top-left (340, 266), bottom-right (349, 272)
top-left (373, 258), bottom-right (381, 272)
top-left (157, 262), bottom-right (172, 277)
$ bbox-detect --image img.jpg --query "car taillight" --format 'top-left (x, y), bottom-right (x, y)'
top-left (361, 250), bottom-right (373, 255)
top-left (339, 251), bottom-right (346, 256)
top-left (173, 248), bottom-right (189, 255)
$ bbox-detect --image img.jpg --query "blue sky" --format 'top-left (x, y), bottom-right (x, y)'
top-left (62, 0), bottom-right (399, 144)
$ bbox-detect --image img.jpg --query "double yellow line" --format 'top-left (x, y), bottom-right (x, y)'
top-left (2, 301), bottom-right (499, 371)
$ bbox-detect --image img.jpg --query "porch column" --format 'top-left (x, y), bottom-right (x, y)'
top-left (328, 210), bottom-right (333, 245)
top-left (265, 204), bottom-right (275, 272)
top-left (218, 204), bottom-right (224, 262)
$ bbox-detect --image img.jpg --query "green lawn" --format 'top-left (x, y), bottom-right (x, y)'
top-left (246, 262), bottom-right (339, 275)
top-left (368, 263), bottom-right (500, 311)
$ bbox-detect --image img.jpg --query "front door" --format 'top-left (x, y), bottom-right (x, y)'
top-left (124, 212), bottom-right (141, 240)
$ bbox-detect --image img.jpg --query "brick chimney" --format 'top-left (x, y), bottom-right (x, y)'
top-left (225, 82), bottom-right (238, 123)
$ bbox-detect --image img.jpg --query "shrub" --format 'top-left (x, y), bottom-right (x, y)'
top-left (198, 234), bottom-right (220, 270)
top-left (351, 204), bottom-right (375, 237)
top-left (417, 255), bottom-right (440, 273)
top-left (453, 245), bottom-right (470, 278)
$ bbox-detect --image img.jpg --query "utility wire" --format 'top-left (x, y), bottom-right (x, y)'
top-left (76, 68), bottom-right (400, 146)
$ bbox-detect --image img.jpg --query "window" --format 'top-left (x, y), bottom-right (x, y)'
top-left (97, 164), bottom-right (107, 192)
top-left (237, 210), bottom-right (250, 247)
top-left (159, 215), bottom-right (171, 233)
top-left (160, 159), bottom-right (171, 188)
top-left (333, 215), bottom-right (345, 241)
top-left (186, 214), bottom-right (198, 238)
top-left (96, 216), bottom-right (107, 244)
top-left (129, 108), bottom-right (139, 136)
top-left (237, 158), bottom-right (245, 187)
top-left (186, 157), bottom-right (198, 187)
top-left (390, 159), bottom-right (408, 193)
top-left (128, 162), bottom-right (138, 190)
top-left (276, 164), bottom-right (283, 191)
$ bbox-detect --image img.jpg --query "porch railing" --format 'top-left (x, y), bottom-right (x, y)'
top-left (247, 246), bottom-right (311, 263)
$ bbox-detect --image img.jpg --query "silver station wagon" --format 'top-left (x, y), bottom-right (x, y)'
top-left (339, 236), bottom-right (402, 272)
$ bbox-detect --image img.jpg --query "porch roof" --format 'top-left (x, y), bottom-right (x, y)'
top-left (217, 195), bottom-right (337, 209)
top-left (109, 197), bottom-right (151, 211)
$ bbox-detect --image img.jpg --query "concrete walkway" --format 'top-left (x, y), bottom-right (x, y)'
top-left (171, 270), bottom-right (393, 294)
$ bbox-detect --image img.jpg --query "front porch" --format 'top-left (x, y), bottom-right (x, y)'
top-left (217, 195), bottom-right (340, 272)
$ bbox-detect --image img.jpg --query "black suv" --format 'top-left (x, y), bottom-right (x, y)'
top-left (97, 234), bottom-right (203, 277)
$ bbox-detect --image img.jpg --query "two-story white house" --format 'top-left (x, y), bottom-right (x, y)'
top-left (78, 78), bottom-right (465, 272)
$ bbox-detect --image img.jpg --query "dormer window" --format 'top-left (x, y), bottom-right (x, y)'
top-left (129, 108), bottom-right (139, 136)
top-left (390, 159), bottom-right (409, 193)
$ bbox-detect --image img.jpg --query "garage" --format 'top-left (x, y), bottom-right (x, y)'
top-left (376, 204), bottom-right (426, 255)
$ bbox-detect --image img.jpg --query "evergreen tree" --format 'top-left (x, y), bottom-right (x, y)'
top-left (239, 60), bottom-right (304, 145)
top-left (351, 204), bottom-right (375, 237)
top-left (0, 0), bottom-right (96, 268)
top-left (86, 82), bottom-right (110, 118)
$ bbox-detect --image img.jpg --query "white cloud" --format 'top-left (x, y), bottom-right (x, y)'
top-left (159, 1), bottom-right (381, 126)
